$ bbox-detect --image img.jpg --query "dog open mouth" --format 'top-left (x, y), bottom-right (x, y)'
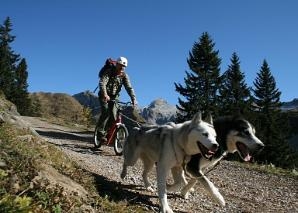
top-left (236, 142), bottom-right (252, 162)
top-left (197, 142), bottom-right (215, 159)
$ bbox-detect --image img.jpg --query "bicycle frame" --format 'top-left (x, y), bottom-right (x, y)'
top-left (106, 111), bottom-right (123, 146)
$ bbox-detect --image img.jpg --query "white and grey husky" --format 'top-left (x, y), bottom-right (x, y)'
top-left (120, 112), bottom-right (219, 213)
top-left (168, 115), bottom-right (265, 205)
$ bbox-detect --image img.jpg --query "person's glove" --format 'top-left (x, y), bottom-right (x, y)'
top-left (103, 94), bottom-right (110, 102)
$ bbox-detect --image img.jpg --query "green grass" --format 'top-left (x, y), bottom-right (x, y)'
top-left (236, 161), bottom-right (298, 179)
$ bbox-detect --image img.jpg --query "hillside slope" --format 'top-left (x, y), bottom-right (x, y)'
top-left (30, 92), bottom-right (87, 124)
top-left (0, 92), bottom-right (146, 212)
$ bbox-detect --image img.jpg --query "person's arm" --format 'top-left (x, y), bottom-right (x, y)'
top-left (99, 74), bottom-right (110, 102)
top-left (123, 73), bottom-right (137, 105)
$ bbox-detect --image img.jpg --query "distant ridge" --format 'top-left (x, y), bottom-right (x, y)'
top-left (281, 98), bottom-right (298, 112)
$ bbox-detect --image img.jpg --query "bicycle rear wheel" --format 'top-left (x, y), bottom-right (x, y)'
top-left (94, 125), bottom-right (102, 148)
top-left (114, 125), bottom-right (128, 155)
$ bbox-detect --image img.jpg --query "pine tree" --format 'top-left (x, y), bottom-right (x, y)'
top-left (0, 17), bottom-right (20, 100)
top-left (0, 17), bottom-right (33, 116)
top-left (252, 60), bottom-right (296, 168)
top-left (218, 52), bottom-right (251, 116)
top-left (175, 32), bottom-right (221, 121)
top-left (13, 58), bottom-right (31, 115)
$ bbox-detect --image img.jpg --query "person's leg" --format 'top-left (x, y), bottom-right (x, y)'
top-left (96, 100), bottom-right (109, 140)
top-left (111, 101), bottom-right (118, 121)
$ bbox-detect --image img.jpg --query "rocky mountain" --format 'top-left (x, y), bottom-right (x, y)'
top-left (73, 91), bottom-right (100, 116)
top-left (141, 98), bottom-right (177, 125)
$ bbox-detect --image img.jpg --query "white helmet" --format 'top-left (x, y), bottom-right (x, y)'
top-left (117, 56), bottom-right (128, 67)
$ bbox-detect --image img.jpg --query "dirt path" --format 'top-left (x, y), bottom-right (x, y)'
top-left (22, 116), bottom-right (298, 213)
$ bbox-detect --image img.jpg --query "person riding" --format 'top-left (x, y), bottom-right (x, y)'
top-left (97, 56), bottom-right (137, 143)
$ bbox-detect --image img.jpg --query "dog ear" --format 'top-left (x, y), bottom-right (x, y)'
top-left (192, 111), bottom-right (202, 124)
top-left (205, 112), bottom-right (213, 125)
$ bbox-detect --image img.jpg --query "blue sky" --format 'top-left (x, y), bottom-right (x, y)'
top-left (1, 0), bottom-right (297, 107)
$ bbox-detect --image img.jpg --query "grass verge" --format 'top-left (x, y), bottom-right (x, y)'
top-left (0, 123), bottom-right (147, 213)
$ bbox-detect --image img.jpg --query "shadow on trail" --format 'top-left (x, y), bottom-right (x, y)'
top-left (92, 173), bottom-right (188, 213)
top-left (36, 129), bottom-right (93, 143)
top-left (92, 172), bottom-right (159, 211)
top-left (35, 129), bottom-right (115, 155)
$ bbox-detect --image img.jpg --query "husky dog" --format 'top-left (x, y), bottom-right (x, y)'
top-left (120, 112), bottom-right (219, 213)
top-left (169, 115), bottom-right (265, 204)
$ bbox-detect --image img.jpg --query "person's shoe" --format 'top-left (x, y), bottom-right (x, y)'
top-left (100, 137), bottom-right (107, 144)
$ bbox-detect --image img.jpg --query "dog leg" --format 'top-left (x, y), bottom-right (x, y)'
top-left (120, 137), bottom-right (140, 179)
top-left (181, 178), bottom-right (197, 199)
top-left (142, 156), bottom-right (154, 192)
top-left (167, 167), bottom-right (187, 193)
top-left (121, 154), bottom-right (139, 179)
top-left (198, 174), bottom-right (225, 206)
top-left (157, 164), bottom-right (173, 213)
top-left (120, 163), bottom-right (127, 179)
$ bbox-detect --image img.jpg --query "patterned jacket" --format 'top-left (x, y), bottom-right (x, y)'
top-left (99, 67), bottom-right (136, 103)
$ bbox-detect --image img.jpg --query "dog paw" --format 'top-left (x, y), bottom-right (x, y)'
top-left (120, 169), bottom-right (126, 179)
top-left (166, 184), bottom-right (178, 192)
top-left (165, 208), bottom-right (174, 213)
top-left (160, 206), bottom-right (174, 213)
top-left (181, 191), bottom-right (190, 199)
top-left (217, 194), bottom-right (225, 206)
top-left (214, 192), bottom-right (225, 206)
top-left (181, 185), bottom-right (193, 199)
top-left (146, 186), bottom-right (155, 192)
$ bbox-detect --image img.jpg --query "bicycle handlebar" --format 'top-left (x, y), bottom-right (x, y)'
top-left (118, 101), bottom-right (132, 106)
top-left (108, 100), bottom-right (132, 107)
top-left (108, 100), bottom-right (141, 127)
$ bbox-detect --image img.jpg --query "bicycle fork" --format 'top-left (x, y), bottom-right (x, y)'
top-left (106, 116), bottom-right (122, 146)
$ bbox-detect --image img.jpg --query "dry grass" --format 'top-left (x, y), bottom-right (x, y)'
top-left (30, 92), bottom-right (89, 125)
top-left (0, 123), bottom-right (147, 212)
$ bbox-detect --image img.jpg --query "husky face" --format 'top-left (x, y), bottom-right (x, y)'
top-left (226, 119), bottom-right (264, 161)
top-left (186, 112), bottom-right (219, 158)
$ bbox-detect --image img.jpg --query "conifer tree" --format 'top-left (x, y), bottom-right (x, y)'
top-left (252, 60), bottom-right (296, 168)
top-left (0, 17), bottom-right (20, 100)
top-left (13, 58), bottom-right (31, 115)
top-left (219, 52), bottom-right (251, 116)
top-left (0, 17), bottom-right (33, 115)
top-left (175, 32), bottom-right (221, 121)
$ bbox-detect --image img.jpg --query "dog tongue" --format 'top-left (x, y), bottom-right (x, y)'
top-left (237, 142), bottom-right (251, 162)
top-left (208, 150), bottom-right (215, 154)
top-left (244, 153), bottom-right (251, 162)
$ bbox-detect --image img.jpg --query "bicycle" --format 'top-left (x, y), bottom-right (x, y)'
top-left (94, 100), bottom-right (131, 155)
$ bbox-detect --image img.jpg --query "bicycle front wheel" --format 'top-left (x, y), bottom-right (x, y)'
top-left (94, 125), bottom-right (102, 148)
top-left (114, 125), bottom-right (128, 156)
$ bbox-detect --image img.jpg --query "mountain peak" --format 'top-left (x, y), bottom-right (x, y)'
top-left (149, 98), bottom-right (169, 107)
top-left (142, 98), bottom-right (177, 125)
